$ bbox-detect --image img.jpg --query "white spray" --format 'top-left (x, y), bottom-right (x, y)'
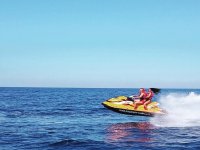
top-left (151, 92), bottom-right (200, 127)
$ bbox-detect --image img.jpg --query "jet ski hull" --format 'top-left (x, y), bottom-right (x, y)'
top-left (102, 96), bottom-right (165, 117)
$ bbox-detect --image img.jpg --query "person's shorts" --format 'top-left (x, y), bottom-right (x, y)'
top-left (140, 99), bottom-right (146, 104)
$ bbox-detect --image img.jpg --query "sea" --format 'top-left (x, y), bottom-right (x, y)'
top-left (1, 87), bottom-right (200, 150)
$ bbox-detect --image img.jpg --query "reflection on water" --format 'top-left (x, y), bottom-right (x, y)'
top-left (106, 122), bottom-right (155, 143)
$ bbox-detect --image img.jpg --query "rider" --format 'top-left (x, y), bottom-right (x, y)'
top-left (133, 88), bottom-right (147, 110)
top-left (143, 88), bottom-right (154, 110)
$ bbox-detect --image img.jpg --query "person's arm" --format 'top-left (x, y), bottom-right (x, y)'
top-left (146, 93), bottom-right (150, 99)
top-left (139, 93), bottom-right (144, 98)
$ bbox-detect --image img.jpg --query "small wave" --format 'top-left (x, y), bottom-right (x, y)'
top-left (57, 108), bottom-right (74, 111)
top-left (0, 113), bottom-right (6, 122)
top-left (38, 111), bottom-right (72, 116)
top-left (49, 139), bottom-right (97, 147)
top-left (151, 92), bottom-right (200, 127)
top-left (6, 110), bottom-right (24, 118)
top-left (49, 139), bottom-right (83, 146)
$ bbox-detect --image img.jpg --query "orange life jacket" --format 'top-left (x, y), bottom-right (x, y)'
top-left (146, 90), bottom-right (154, 100)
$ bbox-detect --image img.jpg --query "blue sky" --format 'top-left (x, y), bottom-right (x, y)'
top-left (0, 0), bottom-right (200, 88)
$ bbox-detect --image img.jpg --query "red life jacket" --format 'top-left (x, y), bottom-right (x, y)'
top-left (147, 90), bottom-right (154, 100)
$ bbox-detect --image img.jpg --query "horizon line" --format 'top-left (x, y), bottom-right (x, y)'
top-left (0, 86), bottom-right (199, 90)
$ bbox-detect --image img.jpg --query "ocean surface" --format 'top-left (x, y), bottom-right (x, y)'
top-left (1, 88), bottom-right (200, 150)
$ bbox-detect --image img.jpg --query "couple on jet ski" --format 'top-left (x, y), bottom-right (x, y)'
top-left (128, 88), bottom-right (160, 110)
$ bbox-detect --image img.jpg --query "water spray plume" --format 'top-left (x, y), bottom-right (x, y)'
top-left (151, 92), bottom-right (200, 127)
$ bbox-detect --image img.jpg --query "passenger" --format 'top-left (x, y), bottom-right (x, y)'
top-left (143, 88), bottom-right (154, 110)
top-left (144, 88), bottom-right (161, 110)
top-left (133, 88), bottom-right (147, 110)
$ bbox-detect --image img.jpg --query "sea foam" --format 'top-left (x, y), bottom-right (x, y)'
top-left (151, 92), bottom-right (200, 127)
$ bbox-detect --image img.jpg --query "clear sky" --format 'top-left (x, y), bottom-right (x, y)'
top-left (0, 0), bottom-right (200, 88)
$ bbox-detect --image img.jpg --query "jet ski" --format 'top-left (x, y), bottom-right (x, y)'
top-left (102, 96), bottom-right (166, 117)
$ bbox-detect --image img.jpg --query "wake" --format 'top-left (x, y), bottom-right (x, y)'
top-left (151, 92), bottom-right (200, 127)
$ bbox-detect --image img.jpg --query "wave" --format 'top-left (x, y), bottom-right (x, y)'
top-left (151, 92), bottom-right (200, 127)
top-left (49, 138), bottom-right (103, 148)
top-left (49, 139), bottom-right (88, 147)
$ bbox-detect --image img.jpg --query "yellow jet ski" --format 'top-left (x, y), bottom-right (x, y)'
top-left (102, 96), bottom-right (166, 117)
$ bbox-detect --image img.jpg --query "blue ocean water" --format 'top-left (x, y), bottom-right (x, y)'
top-left (0, 88), bottom-right (200, 150)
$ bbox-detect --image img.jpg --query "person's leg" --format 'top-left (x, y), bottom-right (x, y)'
top-left (144, 100), bottom-right (151, 110)
top-left (134, 101), bottom-right (144, 110)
